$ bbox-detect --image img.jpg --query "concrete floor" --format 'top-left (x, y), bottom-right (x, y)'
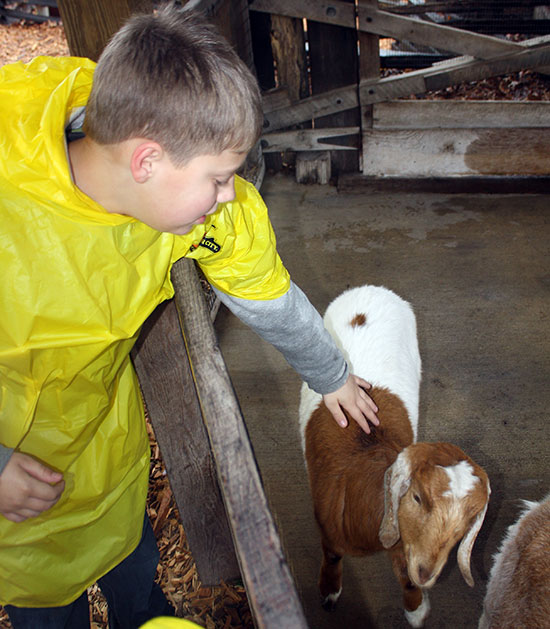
top-left (214, 172), bottom-right (550, 629)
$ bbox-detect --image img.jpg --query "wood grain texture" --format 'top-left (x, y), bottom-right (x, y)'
top-left (57, 0), bottom-right (151, 61)
top-left (372, 101), bottom-right (550, 130)
top-left (170, 259), bottom-right (308, 629)
top-left (307, 0), bottom-right (359, 173)
top-left (363, 128), bottom-right (550, 176)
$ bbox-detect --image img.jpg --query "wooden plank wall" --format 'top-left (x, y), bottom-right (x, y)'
top-left (190, 0), bottom-right (255, 70)
top-left (253, 4), bottom-right (366, 179)
top-left (57, 0), bottom-right (150, 61)
top-left (363, 100), bottom-right (550, 177)
top-left (251, 9), bottom-right (310, 172)
top-left (250, 1), bottom-right (550, 182)
top-left (306, 0), bottom-right (359, 176)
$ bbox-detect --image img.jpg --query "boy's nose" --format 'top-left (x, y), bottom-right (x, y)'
top-left (217, 179), bottom-right (236, 204)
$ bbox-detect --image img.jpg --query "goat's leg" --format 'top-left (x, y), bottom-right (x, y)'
top-left (389, 548), bottom-right (430, 628)
top-left (319, 542), bottom-right (343, 611)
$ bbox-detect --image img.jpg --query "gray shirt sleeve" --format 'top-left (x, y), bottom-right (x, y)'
top-left (0, 445), bottom-right (14, 475)
top-left (213, 281), bottom-right (349, 394)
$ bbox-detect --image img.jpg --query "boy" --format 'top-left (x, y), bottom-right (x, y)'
top-left (0, 6), bottom-right (378, 628)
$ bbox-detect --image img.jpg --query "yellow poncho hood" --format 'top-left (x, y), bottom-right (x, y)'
top-left (0, 56), bottom-right (288, 606)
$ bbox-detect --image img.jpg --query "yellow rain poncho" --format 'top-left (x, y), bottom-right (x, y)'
top-left (0, 56), bottom-right (289, 607)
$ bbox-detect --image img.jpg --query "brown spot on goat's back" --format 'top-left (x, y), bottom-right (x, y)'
top-left (350, 313), bottom-right (366, 327)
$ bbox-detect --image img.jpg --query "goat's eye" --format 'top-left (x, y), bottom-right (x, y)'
top-left (413, 493), bottom-right (421, 505)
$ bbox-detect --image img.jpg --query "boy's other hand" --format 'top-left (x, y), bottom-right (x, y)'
top-left (323, 374), bottom-right (379, 435)
top-left (0, 452), bottom-right (64, 522)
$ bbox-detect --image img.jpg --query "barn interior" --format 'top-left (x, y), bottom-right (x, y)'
top-left (215, 172), bottom-right (550, 628)
top-left (1, 1), bottom-right (549, 628)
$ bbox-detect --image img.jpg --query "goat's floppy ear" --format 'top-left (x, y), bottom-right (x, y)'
top-left (379, 450), bottom-right (412, 548)
top-left (457, 473), bottom-right (491, 587)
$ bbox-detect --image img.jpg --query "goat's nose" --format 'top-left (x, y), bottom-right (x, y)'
top-left (417, 565), bottom-right (431, 585)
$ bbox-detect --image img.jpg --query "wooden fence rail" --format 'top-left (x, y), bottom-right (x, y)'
top-left (133, 259), bottom-right (309, 628)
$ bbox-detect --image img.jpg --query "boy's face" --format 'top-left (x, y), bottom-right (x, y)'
top-left (134, 148), bottom-right (246, 235)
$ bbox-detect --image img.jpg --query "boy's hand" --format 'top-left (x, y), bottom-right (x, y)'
top-left (323, 374), bottom-right (379, 435)
top-left (0, 452), bottom-right (64, 522)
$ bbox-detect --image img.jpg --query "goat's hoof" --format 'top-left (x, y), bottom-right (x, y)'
top-left (321, 588), bottom-right (342, 612)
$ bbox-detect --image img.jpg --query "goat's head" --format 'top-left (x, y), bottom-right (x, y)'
top-left (379, 442), bottom-right (490, 589)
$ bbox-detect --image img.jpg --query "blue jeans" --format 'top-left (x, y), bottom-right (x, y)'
top-left (5, 515), bottom-right (175, 629)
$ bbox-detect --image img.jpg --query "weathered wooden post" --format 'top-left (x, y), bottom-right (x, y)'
top-left (57, 0), bottom-right (151, 61)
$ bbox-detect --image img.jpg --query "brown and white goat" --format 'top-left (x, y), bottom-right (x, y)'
top-left (300, 285), bottom-right (491, 627)
top-left (478, 493), bottom-right (550, 629)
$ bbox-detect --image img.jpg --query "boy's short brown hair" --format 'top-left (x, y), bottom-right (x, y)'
top-left (83, 5), bottom-right (263, 165)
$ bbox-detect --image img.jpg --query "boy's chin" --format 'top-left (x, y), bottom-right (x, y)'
top-left (169, 224), bottom-right (195, 235)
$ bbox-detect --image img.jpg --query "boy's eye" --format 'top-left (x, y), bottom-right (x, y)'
top-left (215, 175), bottom-right (234, 186)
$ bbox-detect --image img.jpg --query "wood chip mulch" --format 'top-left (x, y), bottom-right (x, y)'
top-left (0, 20), bottom-right (68, 65)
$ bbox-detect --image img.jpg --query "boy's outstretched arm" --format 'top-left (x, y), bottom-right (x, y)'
top-left (323, 374), bottom-right (379, 434)
top-left (211, 281), bottom-right (379, 434)
top-left (0, 451), bottom-right (64, 522)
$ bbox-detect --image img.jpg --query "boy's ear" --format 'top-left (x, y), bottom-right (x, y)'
top-left (130, 141), bottom-right (164, 183)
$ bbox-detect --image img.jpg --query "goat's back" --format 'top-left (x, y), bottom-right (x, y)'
top-left (479, 493), bottom-right (550, 629)
top-left (300, 285), bottom-right (421, 440)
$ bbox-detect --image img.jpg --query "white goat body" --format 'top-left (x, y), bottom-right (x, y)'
top-left (299, 285), bottom-right (420, 442)
top-left (479, 493), bottom-right (550, 629)
top-left (300, 286), bottom-right (491, 627)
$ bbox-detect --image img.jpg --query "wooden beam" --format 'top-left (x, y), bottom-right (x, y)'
top-left (170, 259), bottom-right (308, 629)
top-left (379, 1), bottom-right (543, 15)
top-left (372, 101), bottom-right (550, 130)
top-left (57, 0), bottom-right (151, 61)
top-left (358, 0), bottom-right (380, 173)
top-left (263, 84), bottom-right (358, 132)
top-left (362, 101), bottom-right (550, 178)
top-left (360, 41), bottom-right (550, 104)
top-left (250, 0), bottom-right (517, 59)
top-left (356, 4), bottom-right (523, 58)
top-left (261, 127), bottom-right (360, 152)
top-left (264, 40), bottom-right (550, 130)
top-left (362, 127), bottom-right (550, 177)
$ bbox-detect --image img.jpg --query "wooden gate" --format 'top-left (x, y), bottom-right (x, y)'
top-left (249, 0), bottom-right (550, 182)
